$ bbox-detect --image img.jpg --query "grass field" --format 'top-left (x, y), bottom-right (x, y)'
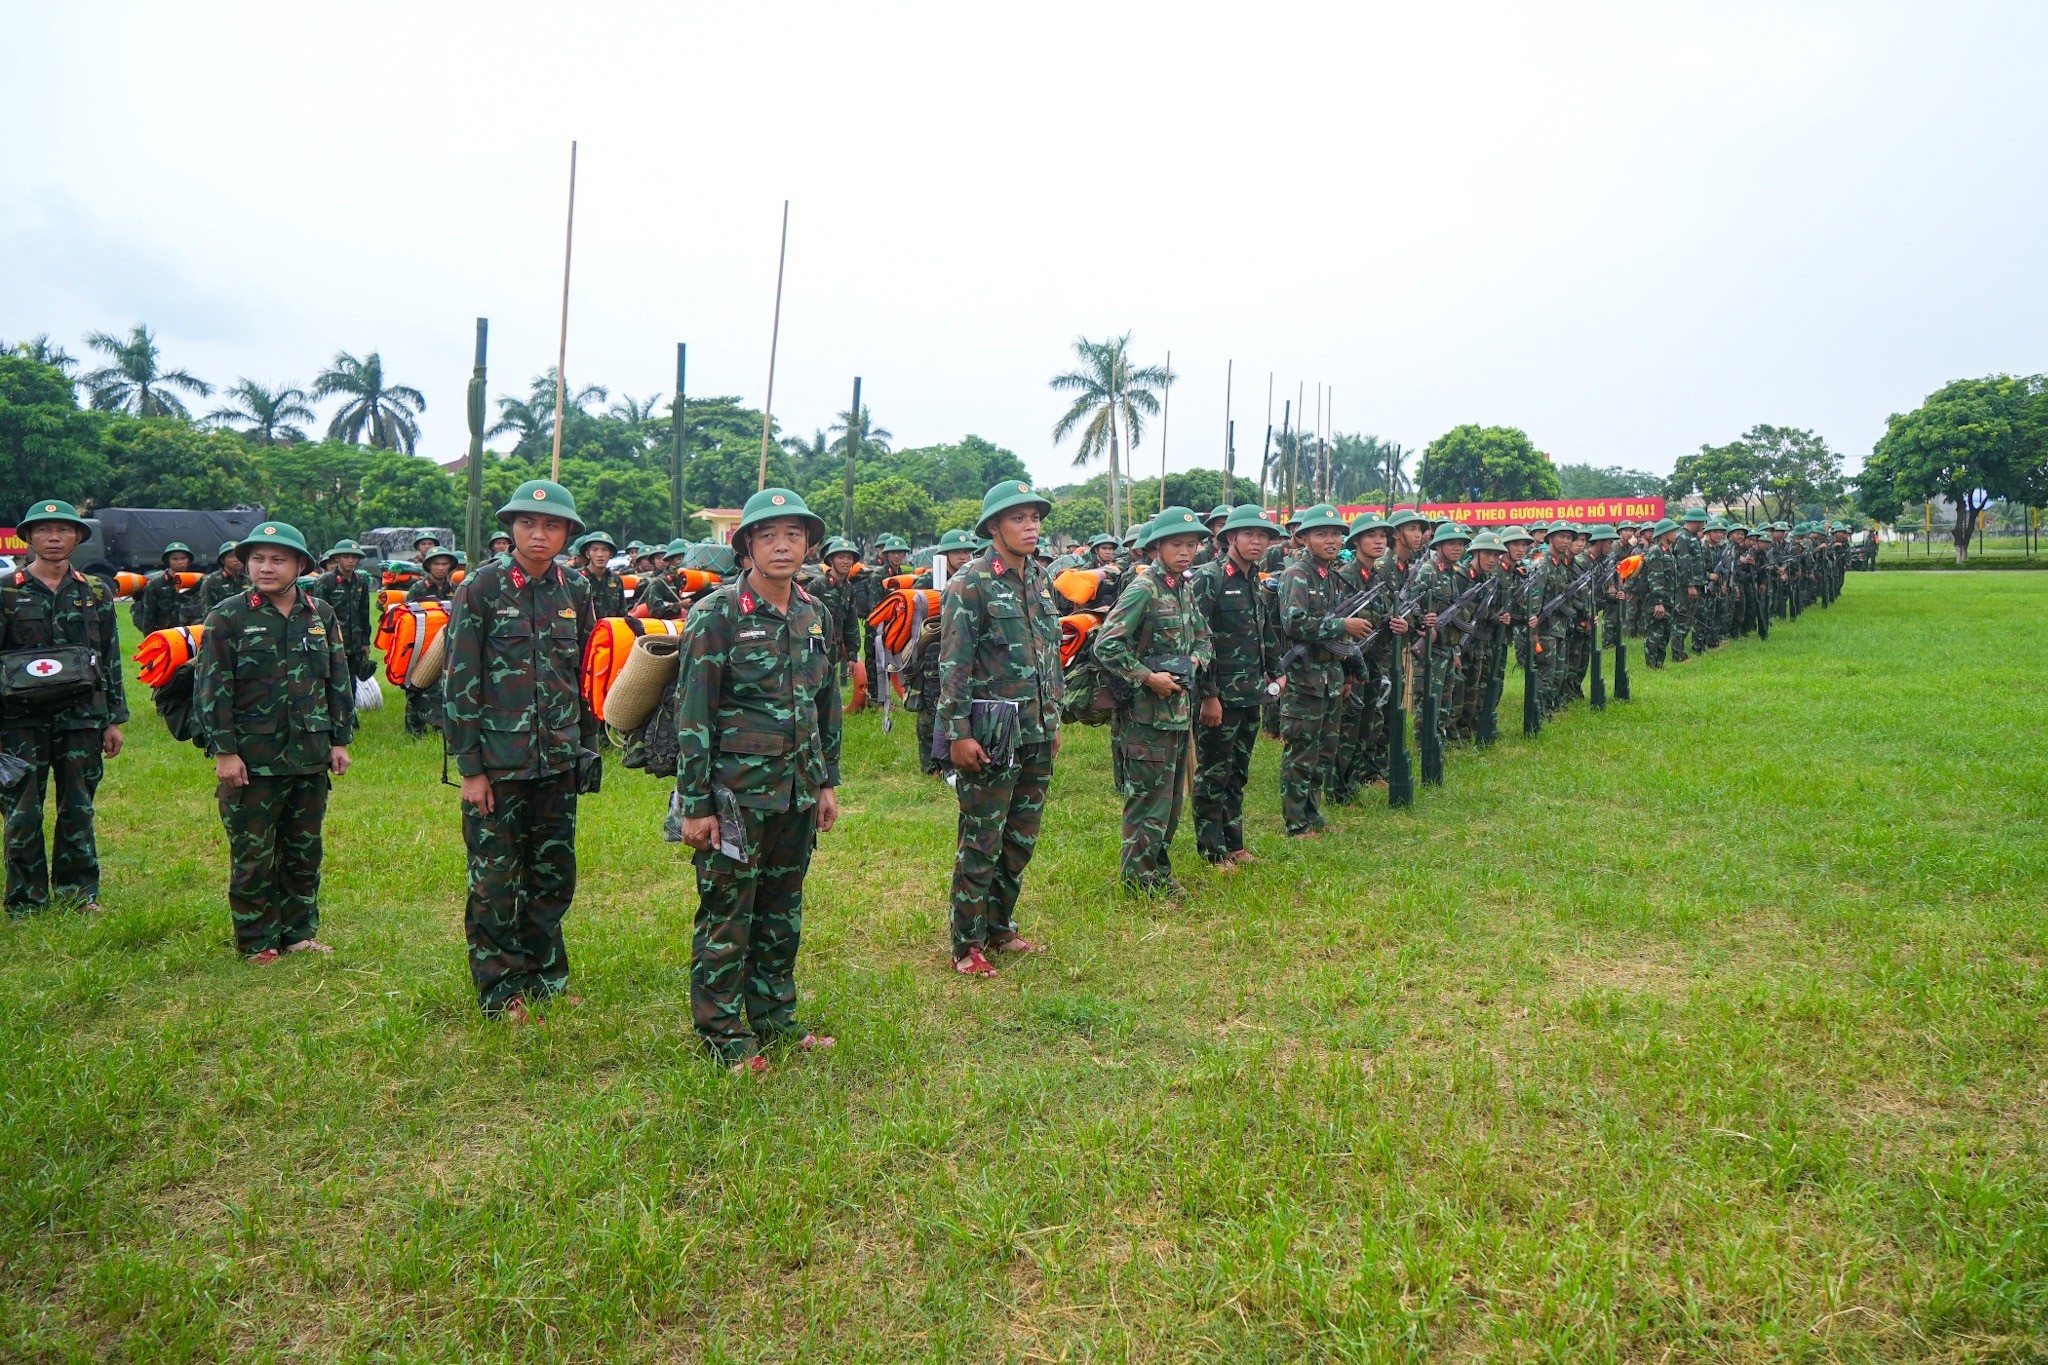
top-left (3, 575), bottom-right (2044, 1362)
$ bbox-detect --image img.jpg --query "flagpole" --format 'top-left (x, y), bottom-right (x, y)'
top-left (758, 200), bottom-right (790, 490)
top-left (549, 141), bottom-right (577, 482)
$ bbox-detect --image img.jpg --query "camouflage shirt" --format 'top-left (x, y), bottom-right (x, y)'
top-left (936, 549), bottom-right (1064, 746)
top-left (1524, 551), bottom-right (1579, 636)
top-left (1275, 555), bottom-right (1353, 697)
top-left (1636, 545), bottom-right (1680, 612)
top-left (675, 578), bottom-right (842, 817)
top-left (196, 588), bottom-right (355, 775)
top-left (1092, 563), bottom-right (1212, 730)
top-left (199, 569), bottom-right (250, 612)
top-left (1412, 553), bottom-right (1465, 649)
top-left (135, 572), bottom-right (203, 634)
top-left (582, 567), bottom-right (627, 620)
top-left (443, 559), bottom-right (597, 781)
top-left (310, 567), bottom-right (374, 656)
top-left (813, 570), bottom-right (865, 664)
top-left (0, 564), bottom-right (129, 729)
top-left (1190, 555), bottom-right (1275, 707)
top-left (407, 575), bottom-right (458, 605)
top-left (1674, 529), bottom-right (1709, 590)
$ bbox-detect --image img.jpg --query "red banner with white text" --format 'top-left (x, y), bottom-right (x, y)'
top-left (1329, 497), bottom-right (1665, 528)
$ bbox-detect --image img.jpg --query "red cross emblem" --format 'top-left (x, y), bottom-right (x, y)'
top-left (26, 658), bottom-right (64, 677)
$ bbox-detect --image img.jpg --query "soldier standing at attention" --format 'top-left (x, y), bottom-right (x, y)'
top-left (134, 541), bottom-right (204, 634)
top-left (1275, 505), bottom-right (1365, 839)
top-left (1637, 519), bottom-right (1682, 667)
top-left (936, 481), bottom-right (1063, 979)
top-left (574, 532), bottom-right (626, 618)
top-left (312, 539), bottom-right (375, 683)
top-left (1524, 523), bottom-right (1579, 718)
top-left (1191, 505), bottom-right (1280, 866)
top-left (443, 481), bottom-right (600, 1021)
top-left (403, 547), bottom-right (462, 739)
top-left (196, 523), bottom-right (354, 963)
top-left (1411, 522), bottom-right (1471, 750)
top-left (814, 538), bottom-right (866, 680)
top-left (1328, 511), bottom-right (1391, 803)
top-left (1672, 507), bottom-right (1709, 662)
top-left (913, 530), bottom-right (976, 588)
top-left (199, 541), bottom-right (249, 613)
top-left (1092, 507), bottom-right (1213, 896)
top-left (1, 499), bottom-right (126, 918)
top-left (674, 488), bottom-right (841, 1073)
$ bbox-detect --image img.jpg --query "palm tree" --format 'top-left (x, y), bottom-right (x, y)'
top-left (313, 351), bottom-right (426, 452)
top-left (209, 379), bottom-right (316, 445)
top-left (12, 334), bottom-right (77, 377)
top-left (828, 404), bottom-right (892, 459)
top-left (81, 324), bottom-right (212, 417)
top-left (607, 392), bottom-right (663, 433)
top-left (488, 370), bottom-right (607, 452)
top-left (1049, 333), bottom-right (1170, 536)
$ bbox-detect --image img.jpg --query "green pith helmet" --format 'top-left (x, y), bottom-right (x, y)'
top-left (681, 542), bottom-right (737, 576)
top-left (1499, 525), bottom-right (1533, 544)
top-left (1528, 520), bottom-right (1549, 534)
top-left (822, 536), bottom-right (859, 560)
top-left (575, 530), bottom-right (618, 554)
top-left (1545, 522), bottom-right (1577, 541)
top-left (215, 540), bottom-right (239, 559)
top-left (975, 479), bottom-right (1052, 534)
top-left (495, 479), bottom-right (585, 534)
top-left (1587, 524), bottom-right (1619, 542)
top-left (326, 538), bottom-right (365, 560)
top-left (1291, 503), bottom-right (1349, 535)
top-left (161, 541), bottom-right (194, 560)
top-left (412, 532), bottom-right (440, 550)
top-left (1468, 531), bottom-right (1507, 553)
top-left (1704, 516), bottom-right (1727, 532)
top-left (1680, 507), bottom-right (1708, 523)
top-left (1651, 518), bottom-right (1678, 535)
top-left (421, 546), bottom-right (459, 569)
top-left (661, 538), bottom-right (690, 558)
top-left (1346, 511), bottom-right (1387, 541)
top-left (1206, 503), bottom-right (1231, 527)
top-left (1141, 506), bottom-right (1207, 548)
top-left (875, 533), bottom-right (909, 554)
top-left (17, 498), bottom-right (92, 536)
top-left (1429, 521), bottom-right (1473, 548)
top-left (1384, 508), bottom-right (1427, 532)
top-left (1728, 522), bottom-right (1750, 534)
top-left (734, 487), bottom-right (824, 548)
top-left (1089, 533), bottom-right (1119, 549)
top-left (235, 520), bottom-right (314, 569)
top-left (1221, 504), bottom-right (1280, 538)
top-left (935, 528), bottom-right (977, 553)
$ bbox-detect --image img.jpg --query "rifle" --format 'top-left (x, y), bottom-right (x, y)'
top-left (1479, 595), bottom-right (1509, 745)
top-left (1385, 555), bottom-right (1427, 809)
top-left (1265, 577), bottom-right (1389, 695)
top-left (1418, 567), bottom-right (1493, 785)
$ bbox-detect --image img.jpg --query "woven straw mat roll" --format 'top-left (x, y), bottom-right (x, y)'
top-left (407, 627), bottom-right (449, 688)
top-left (605, 635), bottom-right (683, 731)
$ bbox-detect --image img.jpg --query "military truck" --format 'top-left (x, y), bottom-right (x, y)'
top-left (68, 507), bottom-right (272, 578)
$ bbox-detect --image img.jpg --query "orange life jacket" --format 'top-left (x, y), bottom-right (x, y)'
top-left (866, 587), bottom-right (943, 655)
top-left (1054, 568), bottom-right (1104, 606)
top-left (116, 572), bottom-right (151, 598)
top-left (134, 625), bottom-right (205, 689)
top-left (581, 615), bottom-right (688, 721)
top-left (1059, 613), bottom-right (1102, 668)
top-left (376, 601), bottom-right (451, 688)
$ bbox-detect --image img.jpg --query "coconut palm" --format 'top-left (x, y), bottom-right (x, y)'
top-left (1049, 333), bottom-right (1171, 536)
top-left (12, 334), bottom-right (77, 377)
top-left (313, 351), bottom-right (426, 452)
top-left (81, 324), bottom-right (212, 417)
top-left (828, 404), bottom-right (893, 459)
top-left (210, 379), bottom-right (317, 445)
top-left (607, 392), bottom-right (663, 433)
top-left (488, 369), bottom-right (608, 452)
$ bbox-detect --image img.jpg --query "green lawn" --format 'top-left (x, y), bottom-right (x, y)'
top-left (4, 576), bottom-right (2044, 1362)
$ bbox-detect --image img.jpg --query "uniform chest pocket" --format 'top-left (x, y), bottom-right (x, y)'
top-left (6, 602), bottom-right (52, 645)
top-left (489, 617), bottom-right (534, 643)
top-left (547, 618), bottom-right (580, 658)
top-left (729, 637), bottom-right (781, 687)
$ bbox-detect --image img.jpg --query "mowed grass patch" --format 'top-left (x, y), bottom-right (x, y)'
top-left (1, 574), bottom-right (2043, 1361)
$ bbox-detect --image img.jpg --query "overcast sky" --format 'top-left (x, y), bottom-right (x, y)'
top-left (6, 1), bottom-right (2044, 487)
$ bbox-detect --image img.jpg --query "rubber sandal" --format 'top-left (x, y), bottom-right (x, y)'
top-left (284, 940), bottom-right (333, 954)
top-left (1230, 850), bottom-right (1260, 866)
top-left (730, 1054), bottom-right (770, 1076)
top-left (797, 1034), bottom-right (835, 1052)
top-left (953, 947), bottom-right (997, 977)
top-left (246, 948), bottom-right (281, 966)
top-left (501, 998), bottom-right (536, 1025)
top-left (988, 934), bottom-right (1044, 955)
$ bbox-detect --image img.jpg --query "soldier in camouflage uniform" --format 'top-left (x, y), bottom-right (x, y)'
top-left (134, 541), bottom-right (204, 634)
top-left (814, 538), bottom-right (867, 678)
top-left (1636, 519), bottom-right (1681, 667)
top-left (196, 522), bottom-right (355, 962)
top-left (912, 529), bottom-right (976, 589)
top-left (1523, 524), bottom-right (1580, 716)
top-left (199, 541), bottom-right (249, 613)
top-left (1, 499), bottom-right (127, 917)
top-left (443, 480), bottom-right (600, 1020)
top-left (1191, 505), bottom-right (1279, 864)
top-left (573, 531), bottom-right (627, 618)
top-left (1499, 526), bottom-right (1536, 674)
top-left (1671, 507), bottom-right (1709, 661)
top-left (937, 482), bottom-right (1063, 977)
top-left (1274, 505), bottom-right (1366, 837)
top-left (311, 539), bottom-right (375, 682)
top-left (1409, 522), bottom-right (1472, 753)
top-left (1093, 507), bottom-right (1213, 895)
top-left (403, 547), bottom-right (461, 738)
top-left (1326, 511), bottom-right (1392, 802)
top-left (674, 488), bottom-right (842, 1072)
top-left (1451, 531), bottom-right (1512, 742)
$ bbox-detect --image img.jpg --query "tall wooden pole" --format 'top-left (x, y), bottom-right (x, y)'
top-left (549, 141), bottom-right (578, 482)
top-left (669, 343), bottom-right (687, 538)
top-left (1281, 399), bottom-right (1294, 518)
top-left (1314, 382), bottom-right (1324, 502)
top-left (758, 200), bottom-right (790, 491)
top-left (464, 318), bottom-right (488, 561)
top-left (1259, 372), bottom-right (1274, 508)
top-left (843, 375), bottom-right (861, 541)
top-left (1222, 358), bottom-right (1234, 500)
top-left (1323, 387), bottom-right (1332, 501)
top-left (1295, 381), bottom-right (1305, 510)
top-left (1163, 350), bottom-right (1178, 507)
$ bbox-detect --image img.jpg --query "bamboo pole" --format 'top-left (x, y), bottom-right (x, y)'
top-left (758, 200), bottom-right (789, 491)
top-left (669, 344), bottom-right (687, 538)
top-left (1222, 359), bottom-right (1234, 500)
top-left (549, 141), bottom-right (578, 482)
top-left (843, 376), bottom-right (861, 540)
top-left (464, 319), bottom-right (487, 560)
top-left (1158, 349), bottom-right (1171, 511)
top-left (1259, 373), bottom-right (1273, 508)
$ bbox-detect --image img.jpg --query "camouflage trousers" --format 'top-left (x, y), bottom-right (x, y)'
top-left (404, 681), bottom-right (443, 738)
top-left (1564, 629), bottom-right (1589, 701)
top-left (1642, 611), bottom-right (1673, 667)
top-left (2, 723), bottom-right (103, 916)
top-left (1328, 662), bottom-right (1387, 804)
top-left (1418, 646), bottom-right (1460, 749)
top-left (1277, 687), bottom-right (1337, 835)
top-left (463, 769), bottom-right (578, 1012)
top-left (218, 771), bottom-right (329, 955)
top-left (692, 802), bottom-right (818, 1063)
top-left (915, 709), bottom-right (947, 776)
top-left (1535, 631), bottom-right (1572, 716)
top-left (1671, 594), bottom-right (1695, 661)
top-left (1194, 705), bottom-right (1260, 862)
top-left (949, 739), bottom-right (1054, 957)
top-left (1456, 638), bottom-right (1497, 740)
top-left (1116, 720), bottom-right (1190, 891)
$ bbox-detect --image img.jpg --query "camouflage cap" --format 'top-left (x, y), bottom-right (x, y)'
top-left (17, 498), bottom-right (91, 535)
top-left (495, 478), bottom-right (585, 534)
top-left (235, 520), bottom-right (314, 568)
top-left (1141, 505), bottom-right (1208, 548)
top-left (975, 479), bottom-right (1052, 534)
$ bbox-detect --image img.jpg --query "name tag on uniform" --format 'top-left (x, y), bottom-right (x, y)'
top-left (738, 628), bottom-right (769, 641)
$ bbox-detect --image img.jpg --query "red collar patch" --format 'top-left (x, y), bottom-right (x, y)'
top-left (739, 591), bottom-right (756, 614)
top-left (249, 592), bottom-right (264, 608)
top-left (990, 556), bottom-right (1006, 576)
